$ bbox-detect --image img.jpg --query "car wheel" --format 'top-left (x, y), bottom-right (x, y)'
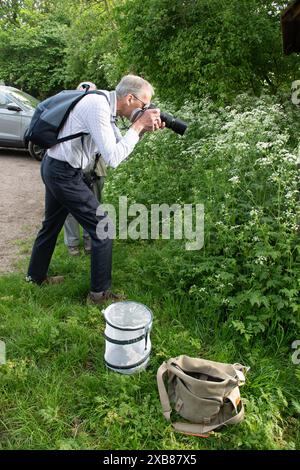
top-left (28, 141), bottom-right (44, 161)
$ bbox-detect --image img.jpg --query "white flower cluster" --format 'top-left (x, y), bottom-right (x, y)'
top-left (256, 142), bottom-right (273, 151)
top-left (254, 255), bottom-right (268, 266)
top-left (233, 142), bottom-right (250, 151)
top-left (285, 190), bottom-right (298, 200)
top-left (228, 176), bottom-right (240, 185)
top-left (250, 208), bottom-right (262, 218)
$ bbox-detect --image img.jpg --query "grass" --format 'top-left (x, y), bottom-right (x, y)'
top-left (0, 233), bottom-right (299, 450)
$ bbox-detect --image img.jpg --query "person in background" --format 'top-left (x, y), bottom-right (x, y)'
top-left (64, 81), bottom-right (107, 256)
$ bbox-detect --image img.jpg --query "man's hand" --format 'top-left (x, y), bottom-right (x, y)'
top-left (131, 108), bottom-right (165, 134)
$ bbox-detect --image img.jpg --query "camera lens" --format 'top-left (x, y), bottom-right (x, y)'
top-left (148, 104), bottom-right (187, 135)
top-left (160, 112), bottom-right (187, 136)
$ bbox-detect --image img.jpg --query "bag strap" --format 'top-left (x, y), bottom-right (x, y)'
top-left (157, 362), bottom-right (212, 437)
top-left (172, 402), bottom-right (244, 436)
top-left (233, 363), bottom-right (249, 385)
top-left (56, 131), bottom-right (88, 144)
top-left (157, 361), bottom-right (245, 437)
top-left (93, 153), bottom-right (101, 173)
top-left (164, 359), bottom-right (240, 387)
top-left (56, 90), bottom-right (109, 145)
top-left (157, 362), bottom-right (172, 421)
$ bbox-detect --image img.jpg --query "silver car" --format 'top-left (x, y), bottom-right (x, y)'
top-left (0, 85), bottom-right (43, 161)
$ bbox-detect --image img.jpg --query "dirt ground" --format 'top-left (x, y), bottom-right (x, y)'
top-left (0, 149), bottom-right (44, 274)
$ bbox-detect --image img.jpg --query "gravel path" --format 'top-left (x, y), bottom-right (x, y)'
top-left (0, 149), bottom-right (44, 274)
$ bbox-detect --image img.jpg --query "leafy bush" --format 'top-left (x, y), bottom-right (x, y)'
top-left (111, 0), bottom-right (300, 104)
top-left (1, 0), bottom-right (300, 103)
top-left (104, 93), bottom-right (300, 342)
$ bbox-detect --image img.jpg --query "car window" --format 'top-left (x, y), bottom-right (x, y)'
top-left (7, 90), bottom-right (39, 110)
top-left (0, 93), bottom-right (9, 109)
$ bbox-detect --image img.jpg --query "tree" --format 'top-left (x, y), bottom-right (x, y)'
top-left (110, 0), bottom-right (300, 104)
top-left (0, 0), bottom-right (70, 97)
top-left (63, 0), bottom-right (119, 89)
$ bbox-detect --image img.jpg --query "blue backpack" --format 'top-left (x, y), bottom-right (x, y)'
top-left (25, 89), bottom-right (108, 149)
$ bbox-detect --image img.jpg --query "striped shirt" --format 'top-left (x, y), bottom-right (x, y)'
top-left (47, 90), bottom-right (139, 169)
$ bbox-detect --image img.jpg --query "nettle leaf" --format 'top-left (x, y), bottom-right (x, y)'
top-left (279, 288), bottom-right (299, 300)
top-left (248, 291), bottom-right (264, 307)
top-left (231, 320), bottom-right (246, 334)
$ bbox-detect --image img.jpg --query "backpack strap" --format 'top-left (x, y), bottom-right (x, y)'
top-left (56, 131), bottom-right (88, 144)
top-left (56, 90), bottom-right (109, 145)
top-left (157, 360), bottom-right (246, 437)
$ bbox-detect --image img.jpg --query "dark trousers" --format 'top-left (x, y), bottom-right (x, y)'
top-left (27, 155), bottom-right (112, 292)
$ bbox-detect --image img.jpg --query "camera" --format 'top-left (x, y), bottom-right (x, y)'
top-left (130, 104), bottom-right (188, 136)
top-left (148, 103), bottom-right (187, 135)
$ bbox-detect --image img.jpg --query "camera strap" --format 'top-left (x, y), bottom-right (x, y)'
top-left (94, 153), bottom-right (100, 171)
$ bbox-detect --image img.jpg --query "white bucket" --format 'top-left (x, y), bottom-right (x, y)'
top-left (103, 301), bottom-right (153, 374)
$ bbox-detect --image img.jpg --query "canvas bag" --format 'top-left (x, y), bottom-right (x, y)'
top-left (157, 355), bottom-right (249, 436)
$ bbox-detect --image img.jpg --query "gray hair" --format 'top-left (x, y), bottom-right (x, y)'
top-left (77, 81), bottom-right (97, 91)
top-left (116, 75), bottom-right (154, 99)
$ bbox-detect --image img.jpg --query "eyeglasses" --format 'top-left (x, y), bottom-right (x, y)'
top-left (132, 94), bottom-right (149, 110)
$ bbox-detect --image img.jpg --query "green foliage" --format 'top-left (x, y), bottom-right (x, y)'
top-left (0, 1), bottom-right (69, 97)
top-left (0, 91), bottom-right (299, 449)
top-left (0, 229), bottom-right (299, 449)
top-left (111, 0), bottom-right (300, 104)
top-left (104, 92), bottom-right (300, 342)
top-left (62, 1), bottom-right (117, 90)
top-left (0, 0), bottom-right (299, 452)
top-left (1, 0), bottom-right (300, 102)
